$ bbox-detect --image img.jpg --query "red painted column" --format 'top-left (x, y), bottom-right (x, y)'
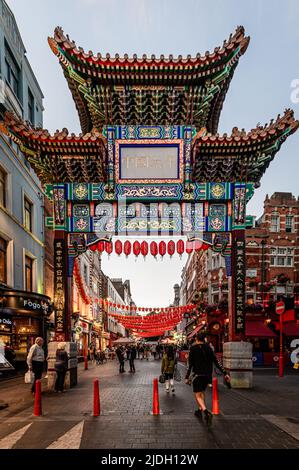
top-left (152, 378), bottom-right (160, 415)
top-left (93, 379), bottom-right (100, 416)
top-left (34, 380), bottom-right (42, 416)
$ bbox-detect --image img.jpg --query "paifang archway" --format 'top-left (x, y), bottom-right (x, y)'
top-left (1, 26), bottom-right (298, 379)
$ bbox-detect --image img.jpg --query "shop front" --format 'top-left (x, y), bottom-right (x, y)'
top-left (73, 317), bottom-right (92, 358)
top-left (0, 288), bottom-right (52, 365)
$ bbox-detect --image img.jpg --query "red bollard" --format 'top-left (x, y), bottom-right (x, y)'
top-left (34, 380), bottom-right (42, 416)
top-left (84, 356), bottom-right (88, 370)
top-left (151, 378), bottom-right (160, 415)
top-left (93, 379), bottom-right (100, 417)
top-left (212, 377), bottom-right (220, 415)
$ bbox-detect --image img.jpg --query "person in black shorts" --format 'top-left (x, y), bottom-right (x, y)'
top-left (185, 332), bottom-right (230, 426)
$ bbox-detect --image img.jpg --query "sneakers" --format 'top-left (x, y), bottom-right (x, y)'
top-left (171, 388), bottom-right (175, 394)
top-left (194, 409), bottom-right (202, 419)
top-left (204, 410), bottom-right (213, 428)
top-left (165, 388), bottom-right (170, 393)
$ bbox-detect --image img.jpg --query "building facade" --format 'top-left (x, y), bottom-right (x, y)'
top-left (180, 192), bottom-right (299, 355)
top-left (0, 1), bottom-right (51, 364)
top-left (72, 250), bottom-right (103, 357)
top-left (246, 192), bottom-right (299, 304)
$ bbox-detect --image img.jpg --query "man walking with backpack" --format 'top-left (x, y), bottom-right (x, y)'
top-left (185, 332), bottom-right (230, 427)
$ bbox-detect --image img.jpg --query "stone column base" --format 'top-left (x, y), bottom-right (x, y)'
top-left (47, 341), bottom-right (78, 391)
top-left (223, 341), bottom-right (253, 389)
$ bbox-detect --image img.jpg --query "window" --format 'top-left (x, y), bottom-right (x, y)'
top-left (0, 167), bottom-right (6, 207)
top-left (24, 197), bottom-right (32, 232)
top-left (28, 88), bottom-right (34, 124)
top-left (5, 42), bottom-right (20, 99)
top-left (286, 215), bottom-right (294, 233)
top-left (25, 256), bottom-right (33, 291)
top-left (270, 214), bottom-right (280, 232)
top-left (270, 247), bottom-right (294, 267)
top-left (0, 237), bottom-right (7, 284)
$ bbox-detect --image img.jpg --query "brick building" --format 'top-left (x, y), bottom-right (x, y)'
top-left (179, 192), bottom-right (299, 355)
top-left (246, 192), bottom-right (299, 304)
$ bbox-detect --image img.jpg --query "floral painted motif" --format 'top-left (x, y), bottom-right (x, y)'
top-left (210, 183), bottom-right (225, 199)
top-left (75, 218), bottom-right (88, 231)
top-left (209, 217), bottom-right (224, 231)
top-left (74, 183), bottom-right (88, 200)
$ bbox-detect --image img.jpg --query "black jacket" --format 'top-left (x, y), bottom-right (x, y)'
top-left (116, 347), bottom-right (124, 362)
top-left (55, 350), bottom-right (69, 372)
top-left (185, 343), bottom-right (226, 378)
top-left (130, 347), bottom-right (137, 360)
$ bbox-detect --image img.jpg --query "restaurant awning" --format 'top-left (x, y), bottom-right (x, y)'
top-left (187, 323), bottom-right (205, 339)
top-left (282, 322), bottom-right (299, 337)
top-left (245, 321), bottom-right (276, 338)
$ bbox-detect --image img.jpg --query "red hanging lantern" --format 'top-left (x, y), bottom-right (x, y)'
top-left (150, 241), bottom-right (158, 257)
top-left (202, 243), bottom-right (209, 251)
top-left (141, 241), bottom-right (149, 257)
top-left (97, 240), bottom-right (105, 253)
top-left (124, 240), bottom-right (132, 257)
top-left (159, 241), bottom-right (166, 257)
top-left (133, 241), bottom-right (141, 257)
top-left (90, 243), bottom-right (97, 252)
top-left (105, 241), bottom-right (113, 255)
top-left (177, 239), bottom-right (184, 256)
top-left (115, 240), bottom-right (123, 256)
top-left (167, 240), bottom-right (175, 257)
top-left (186, 240), bottom-right (194, 254)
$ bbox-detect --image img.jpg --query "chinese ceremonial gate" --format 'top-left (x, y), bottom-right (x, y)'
top-left (1, 26), bottom-right (298, 387)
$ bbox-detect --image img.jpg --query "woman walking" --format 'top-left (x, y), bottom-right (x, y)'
top-left (161, 346), bottom-right (177, 393)
top-left (54, 342), bottom-right (69, 393)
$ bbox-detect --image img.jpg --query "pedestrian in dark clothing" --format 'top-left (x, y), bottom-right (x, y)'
top-left (136, 344), bottom-right (140, 359)
top-left (116, 346), bottom-right (125, 373)
top-left (185, 332), bottom-right (230, 427)
top-left (129, 346), bottom-right (136, 373)
top-left (139, 345), bottom-right (144, 360)
top-left (161, 346), bottom-right (176, 393)
top-left (54, 342), bottom-right (69, 392)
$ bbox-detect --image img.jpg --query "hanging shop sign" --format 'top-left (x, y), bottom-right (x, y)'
top-left (79, 321), bottom-right (89, 334)
top-left (0, 316), bottom-right (13, 333)
top-left (22, 297), bottom-right (51, 314)
top-left (1, 290), bottom-right (51, 316)
top-left (54, 238), bottom-right (66, 333)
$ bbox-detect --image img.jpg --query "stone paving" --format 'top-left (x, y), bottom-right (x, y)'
top-left (0, 358), bottom-right (299, 449)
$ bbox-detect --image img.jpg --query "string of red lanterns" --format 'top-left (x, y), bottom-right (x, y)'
top-left (99, 299), bottom-right (194, 314)
top-left (108, 310), bottom-right (184, 332)
top-left (73, 258), bottom-right (91, 305)
top-left (88, 239), bottom-right (210, 257)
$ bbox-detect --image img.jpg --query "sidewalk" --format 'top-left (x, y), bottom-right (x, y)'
top-left (0, 358), bottom-right (298, 449)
